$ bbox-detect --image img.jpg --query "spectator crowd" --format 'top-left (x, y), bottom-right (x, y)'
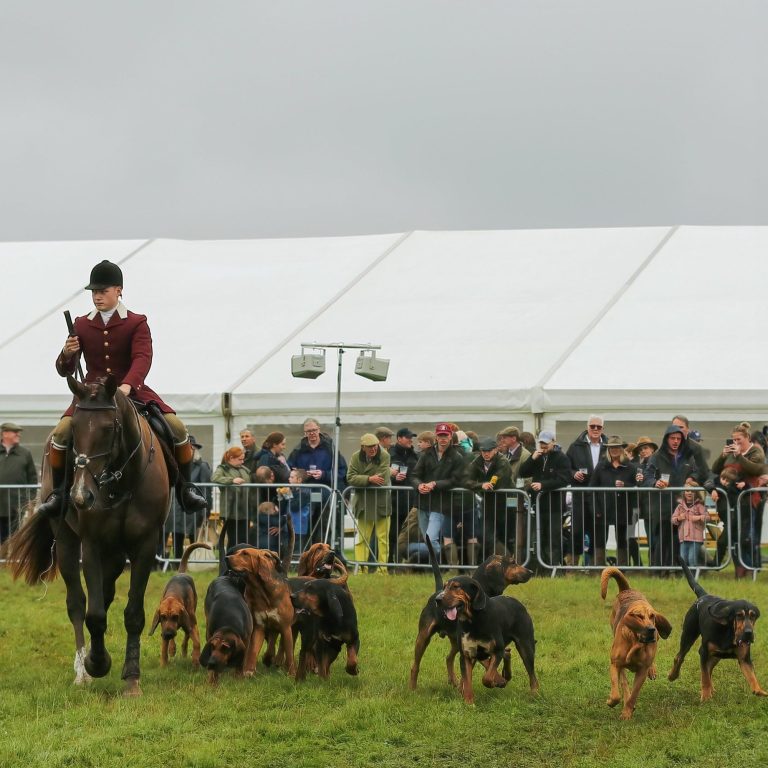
top-left (3, 414), bottom-right (768, 579)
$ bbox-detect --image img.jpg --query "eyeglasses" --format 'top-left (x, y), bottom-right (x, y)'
top-left (588, 424), bottom-right (603, 430)
top-left (304, 429), bottom-right (320, 434)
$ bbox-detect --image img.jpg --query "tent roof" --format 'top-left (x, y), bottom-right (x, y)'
top-left (1, 226), bottom-right (765, 421)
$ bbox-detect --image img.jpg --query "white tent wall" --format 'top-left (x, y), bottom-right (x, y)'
top-left (1, 226), bottom-right (766, 469)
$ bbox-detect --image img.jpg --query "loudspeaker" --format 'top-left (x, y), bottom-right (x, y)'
top-left (355, 352), bottom-right (389, 382)
top-left (291, 352), bottom-right (326, 379)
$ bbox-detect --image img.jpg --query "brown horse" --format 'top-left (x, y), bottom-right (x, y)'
top-left (8, 374), bottom-right (169, 696)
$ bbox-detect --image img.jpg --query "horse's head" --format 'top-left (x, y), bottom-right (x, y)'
top-left (67, 375), bottom-right (125, 509)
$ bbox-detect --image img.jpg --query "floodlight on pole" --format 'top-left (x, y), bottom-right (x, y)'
top-left (290, 341), bottom-right (388, 551)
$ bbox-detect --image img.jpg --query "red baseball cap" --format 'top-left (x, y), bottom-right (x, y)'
top-left (435, 423), bottom-right (453, 435)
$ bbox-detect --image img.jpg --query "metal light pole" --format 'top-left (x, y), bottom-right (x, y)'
top-left (291, 341), bottom-right (388, 552)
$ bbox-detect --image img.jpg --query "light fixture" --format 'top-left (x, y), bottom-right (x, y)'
top-left (354, 350), bottom-right (390, 382)
top-left (291, 347), bottom-right (326, 379)
top-left (289, 341), bottom-right (389, 552)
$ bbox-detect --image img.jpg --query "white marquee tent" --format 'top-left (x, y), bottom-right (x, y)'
top-left (1, 226), bottom-right (766, 460)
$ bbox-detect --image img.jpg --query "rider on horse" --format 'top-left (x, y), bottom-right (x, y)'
top-left (37, 259), bottom-right (208, 517)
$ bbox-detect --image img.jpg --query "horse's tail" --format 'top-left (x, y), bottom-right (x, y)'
top-left (5, 512), bottom-right (58, 584)
top-left (178, 542), bottom-right (212, 573)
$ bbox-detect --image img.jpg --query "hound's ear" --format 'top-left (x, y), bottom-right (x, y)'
top-left (179, 607), bottom-right (191, 630)
top-left (148, 609), bottom-right (160, 636)
top-left (708, 601), bottom-right (732, 625)
top-left (471, 581), bottom-right (487, 611)
top-left (200, 643), bottom-right (211, 668)
top-left (655, 613), bottom-right (673, 639)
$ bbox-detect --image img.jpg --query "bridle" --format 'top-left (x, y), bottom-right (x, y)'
top-left (71, 397), bottom-right (149, 506)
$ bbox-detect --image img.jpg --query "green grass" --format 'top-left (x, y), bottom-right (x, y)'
top-left (0, 568), bottom-right (767, 767)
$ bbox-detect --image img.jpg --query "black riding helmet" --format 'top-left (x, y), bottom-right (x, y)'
top-left (85, 260), bottom-right (123, 290)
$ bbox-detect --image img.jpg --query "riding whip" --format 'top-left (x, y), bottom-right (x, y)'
top-left (63, 310), bottom-right (85, 382)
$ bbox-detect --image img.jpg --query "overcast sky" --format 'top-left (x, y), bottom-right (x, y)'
top-left (1, 1), bottom-right (767, 241)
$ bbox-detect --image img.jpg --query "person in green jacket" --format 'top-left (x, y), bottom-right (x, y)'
top-left (347, 433), bottom-right (391, 573)
top-left (0, 422), bottom-right (38, 542)
top-left (212, 445), bottom-right (252, 573)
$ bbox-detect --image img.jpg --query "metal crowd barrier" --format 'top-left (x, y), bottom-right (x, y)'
top-left (536, 486), bottom-right (730, 576)
top-left (341, 485), bottom-right (532, 573)
top-left (733, 487), bottom-right (766, 578)
top-left (157, 482), bottom-right (334, 571)
top-left (4, 481), bottom-right (760, 581)
top-left (0, 484), bottom-right (39, 557)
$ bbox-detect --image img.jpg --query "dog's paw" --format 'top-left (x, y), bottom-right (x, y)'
top-left (648, 665), bottom-right (657, 680)
top-left (606, 697), bottom-right (620, 708)
top-left (753, 688), bottom-right (768, 697)
top-left (619, 709), bottom-right (634, 720)
top-left (243, 669), bottom-right (255, 678)
top-left (345, 663), bottom-right (359, 676)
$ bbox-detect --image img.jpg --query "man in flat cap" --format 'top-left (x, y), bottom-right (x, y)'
top-left (0, 422), bottom-right (38, 541)
top-left (38, 260), bottom-right (208, 517)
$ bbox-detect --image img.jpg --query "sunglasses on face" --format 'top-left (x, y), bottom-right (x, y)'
top-left (588, 425), bottom-right (603, 430)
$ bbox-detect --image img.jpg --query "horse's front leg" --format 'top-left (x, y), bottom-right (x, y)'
top-left (80, 542), bottom-right (112, 679)
top-left (56, 525), bottom-right (92, 685)
top-left (121, 543), bottom-right (155, 697)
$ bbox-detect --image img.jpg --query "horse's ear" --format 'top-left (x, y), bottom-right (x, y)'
top-left (103, 373), bottom-right (118, 399)
top-left (67, 376), bottom-right (87, 399)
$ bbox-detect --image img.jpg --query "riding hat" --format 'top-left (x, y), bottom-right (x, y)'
top-left (86, 260), bottom-right (124, 290)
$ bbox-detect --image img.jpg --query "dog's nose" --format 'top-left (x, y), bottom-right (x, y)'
top-left (162, 630), bottom-right (177, 641)
top-left (742, 628), bottom-right (754, 643)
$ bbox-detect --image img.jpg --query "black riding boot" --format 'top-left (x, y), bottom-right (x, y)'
top-left (176, 460), bottom-right (208, 514)
top-left (37, 462), bottom-right (67, 518)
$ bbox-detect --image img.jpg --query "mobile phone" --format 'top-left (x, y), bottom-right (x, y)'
top-left (726, 438), bottom-right (734, 446)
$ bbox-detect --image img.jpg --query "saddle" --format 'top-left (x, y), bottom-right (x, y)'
top-left (134, 400), bottom-right (179, 487)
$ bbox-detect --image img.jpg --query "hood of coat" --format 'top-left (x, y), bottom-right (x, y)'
top-left (661, 424), bottom-right (685, 454)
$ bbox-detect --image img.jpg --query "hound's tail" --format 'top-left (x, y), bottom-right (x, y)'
top-left (425, 535), bottom-right (443, 592)
top-left (600, 567), bottom-right (632, 599)
top-left (178, 542), bottom-right (212, 573)
top-left (677, 556), bottom-right (707, 599)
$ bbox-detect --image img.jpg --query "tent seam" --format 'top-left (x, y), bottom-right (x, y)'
top-left (225, 230), bottom-right (414, 394)
top-left (533, 225), bottom-right (679, 394)
top-left (0, 239), bottom-right (155, 351)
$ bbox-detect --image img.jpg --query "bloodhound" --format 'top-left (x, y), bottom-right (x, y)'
top-left (297, 542), bottom-right (349, 587)
top-left (200, 574), bottom-right (253, 684)
top-left (149, 542), bottom-right (211, 667)
top-left (669, 557), bottom-right (766, 701)
top-left (226, 547), bottom-right (296, 677)
top-left (435, 575), bottom-right (538, 704)
top-left (410, 536), bottom-right (532, 690)
top-left (601, 567), bottom-right (672, 719)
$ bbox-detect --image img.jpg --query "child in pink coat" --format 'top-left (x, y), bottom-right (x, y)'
top-left (671, 485), bottom-right (709, 566)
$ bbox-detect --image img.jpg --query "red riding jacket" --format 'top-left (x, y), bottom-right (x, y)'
top-left (56, 303), bottom-right (174, 416)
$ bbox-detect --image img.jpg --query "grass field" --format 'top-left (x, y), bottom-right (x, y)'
top-left (0, 566), bottom-right (766, 768)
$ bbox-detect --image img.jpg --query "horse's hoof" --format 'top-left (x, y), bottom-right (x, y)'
top-left (123, 679), bottom-right (142, 697)
top-left (84, 650), bottom-right (112, 678)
